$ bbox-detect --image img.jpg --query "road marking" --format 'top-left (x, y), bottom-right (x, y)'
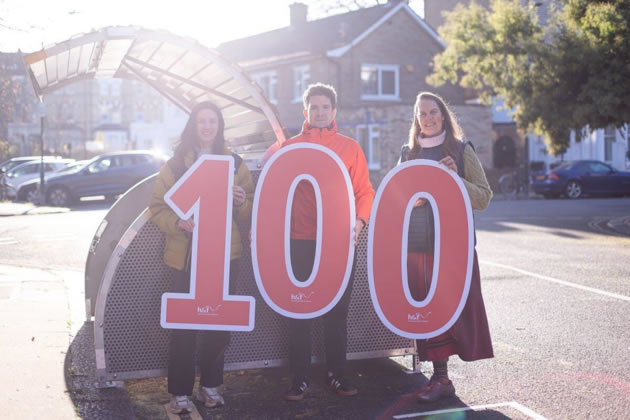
top-left (394, 401), bottom-right (548, 419)
top-left (481, 260), bottom-right (630, 302)
top-left (0, 234), bottom-right (76, 245)
top-left (31, 236), bottom-right (77, 242)
top-left (0, 237), bottom-right (18, 246)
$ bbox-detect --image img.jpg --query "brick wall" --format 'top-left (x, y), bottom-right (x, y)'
top-left (337, 103), bottom-right (492, 187)
top-left (335, 8), bottom-right (467, 108)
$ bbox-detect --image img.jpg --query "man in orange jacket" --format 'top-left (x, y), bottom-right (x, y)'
top-left (282, 83), bottom-right (375, 401)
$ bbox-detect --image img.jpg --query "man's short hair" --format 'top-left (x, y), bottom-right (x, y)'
top-left (303, 83), bottom-right (337, 110)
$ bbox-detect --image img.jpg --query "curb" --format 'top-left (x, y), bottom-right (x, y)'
top-left (0, 202), bottom-right (70, 217)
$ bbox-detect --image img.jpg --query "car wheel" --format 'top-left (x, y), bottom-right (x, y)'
top-left (24, 187), bottom-right (39, 203)
top-left (47, 186), bottom-right (71, 206)
top-left (565, 181), bottom-right (583, 199)
top-left (16, 188), bottom-right (27, 202)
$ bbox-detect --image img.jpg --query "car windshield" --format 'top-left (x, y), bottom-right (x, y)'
top-left (7, 164), bottom-right (38, 178)
top-left (55, 162), bottom-right (87, 174)
top-left (555, 162), bottom-right (574, 171)
top-left (1, 160), bottom-right (33, 172)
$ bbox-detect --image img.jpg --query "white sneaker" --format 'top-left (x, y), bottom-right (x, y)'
top-left (197, 386), bottom-right (225, 408)
top-left (168, 395), bottom-right (193, 414)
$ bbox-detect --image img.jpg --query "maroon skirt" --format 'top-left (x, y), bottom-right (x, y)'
top-left (407, 250), bottom-right (494, 362)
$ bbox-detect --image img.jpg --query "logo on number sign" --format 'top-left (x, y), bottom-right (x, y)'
top-left (407, 312), bottom-right (431, 323)
top-left (291, 291), bottom-right (315, 303)
top-left (197, 304), bottom-right (222, 316)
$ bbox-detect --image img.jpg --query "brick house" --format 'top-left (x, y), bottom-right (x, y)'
top-left (218, 0), bottom-right (493, 186)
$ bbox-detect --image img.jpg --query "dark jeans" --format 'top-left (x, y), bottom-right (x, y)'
top-left (167, 261), bottom-right (239, 395)
top-left (287, 239), bottom-right (356, 383)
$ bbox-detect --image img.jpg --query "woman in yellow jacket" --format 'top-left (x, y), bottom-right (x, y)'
top-left (149, 101), bottom-right (254, 414)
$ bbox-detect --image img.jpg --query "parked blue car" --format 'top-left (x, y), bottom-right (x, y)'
top-left (44, 151), bottom-right (167, 206)
top-left (531, 160), bottom-right (630, 199)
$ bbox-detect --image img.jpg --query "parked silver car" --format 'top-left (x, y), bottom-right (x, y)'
top-left (15, 160), bottom-right (90, 202)
top-left (4, 158), bottom-right (75, 199)
top-left (44, 151), bottom-right (167, 206)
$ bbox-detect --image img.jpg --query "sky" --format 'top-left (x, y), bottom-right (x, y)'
top-left (0, 0), bottom-right (424, 53)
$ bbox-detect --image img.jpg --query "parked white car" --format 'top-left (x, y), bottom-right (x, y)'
top-left (5, 159), bottom-right (75, 199)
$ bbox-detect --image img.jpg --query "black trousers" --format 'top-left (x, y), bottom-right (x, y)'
top-left (167, 261), bottom-right (239, 395)
top-left (287, 239), bottom-right (356, 383)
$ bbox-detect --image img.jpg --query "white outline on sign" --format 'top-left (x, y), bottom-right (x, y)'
top-left (367, 159), bottom-right (474, 339)
top-left (252, 143), bottom-right (356, 319)
top-left (284, 174), bottom-right (323, 289)
top-left (160, 154), bottom-right (256, 331)
top-left (400, 192), bottom-right (440, 308)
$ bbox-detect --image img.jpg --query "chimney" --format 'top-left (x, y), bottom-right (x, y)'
top-left (290, 2), bottom-right (308, 26)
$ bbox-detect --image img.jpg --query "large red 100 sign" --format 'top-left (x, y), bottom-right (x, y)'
top-left (160, 146), bottom-right (473, 339)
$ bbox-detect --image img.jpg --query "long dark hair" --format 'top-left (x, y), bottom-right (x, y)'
top-left (173, 101), bottom-right (225, 158)
top-left (408, 91), bottom-right (463, 161)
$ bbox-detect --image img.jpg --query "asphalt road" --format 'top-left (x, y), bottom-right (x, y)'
top-left (0, 202), bottom-right (109, 271)
top-left (0, 197), bottom-right (629, 419)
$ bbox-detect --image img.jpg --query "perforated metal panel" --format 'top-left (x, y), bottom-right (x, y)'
top-left (94, 171), bottom-right (414, 382)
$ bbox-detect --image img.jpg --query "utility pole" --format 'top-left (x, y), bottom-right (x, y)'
top-left (38, 101), bottom-right (46, 205)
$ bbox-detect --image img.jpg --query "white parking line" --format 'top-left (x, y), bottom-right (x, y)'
top-left (481, 260), bottom-right (630, 302)
top-left (393, 401), bottom-right (548, 419)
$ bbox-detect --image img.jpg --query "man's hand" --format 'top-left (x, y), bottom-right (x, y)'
top-left (233, 185), bottom-right (246, 207)
top-left (354, 218), bottom-right (366, 246)
top-left (177, 218), bottom-right (195, 233)
top-left (413, 197), bottom-right (427, 207)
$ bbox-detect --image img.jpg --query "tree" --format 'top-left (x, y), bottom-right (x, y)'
top-left (0, 61), bottom-right (19, 162)
top-left (428, 0), bottom-right (630, 155)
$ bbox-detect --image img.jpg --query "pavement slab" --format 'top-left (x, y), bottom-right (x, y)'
top-left (0, 265), bottom-right (135, 420)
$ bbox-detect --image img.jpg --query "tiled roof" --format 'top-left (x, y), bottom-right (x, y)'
top-left (218, 3), bottom-right (398, 63)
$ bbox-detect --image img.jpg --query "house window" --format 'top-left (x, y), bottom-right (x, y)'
top-left (356, 124), bottom-right (381, 170)
top-left (604, 126), bottom-right (616, 162)
top-left (360, 64), bottom-right (399, 100)
top-left (251, 71), bottom-right (278, 104)
top-left (293, 65), bottom-right (311, 103)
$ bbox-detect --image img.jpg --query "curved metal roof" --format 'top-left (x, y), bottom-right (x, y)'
top-left (22, 26), bottom-right (285, 162)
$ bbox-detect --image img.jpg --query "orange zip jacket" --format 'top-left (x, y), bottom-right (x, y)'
top-left (283, 120), bottom-right (375, 240)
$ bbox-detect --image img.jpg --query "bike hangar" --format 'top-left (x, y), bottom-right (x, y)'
top-left (23, 26), bottom-right (415, 386)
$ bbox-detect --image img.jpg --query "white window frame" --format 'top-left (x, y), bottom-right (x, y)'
top-left (292, 65), bottom-right (311, 103)
top-left (355, 124), bottom-right (381, 170)
top-left (360, 64), bottom-right (400, 101)
top-left (251, 70), bottom-right (278, 104)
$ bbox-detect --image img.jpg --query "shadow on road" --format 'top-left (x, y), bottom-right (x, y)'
top-left (475, 198), bottom-right (630, 238)
top-left (63, 322), bottom-right (135, 419)
top-left (68, 199), bottom-right (115, 212)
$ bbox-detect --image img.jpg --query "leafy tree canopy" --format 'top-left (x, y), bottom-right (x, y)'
top-left (428, 0), bottom-right (629, 155)
top-left (0, 62), bottom-right (19, 161)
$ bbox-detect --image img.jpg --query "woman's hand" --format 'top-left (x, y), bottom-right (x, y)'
top-left (177, 218), bottom-right (195, 233)
top-left (233, 185), bottom-right (246, 207)
top-left (439, 156), bottom-right (458, 173)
